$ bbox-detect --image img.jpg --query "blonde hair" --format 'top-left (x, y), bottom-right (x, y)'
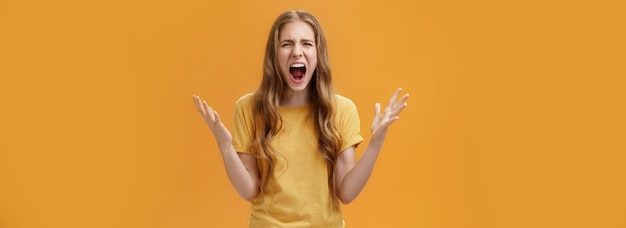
top-left (250, 10), bottom-right (343, 210)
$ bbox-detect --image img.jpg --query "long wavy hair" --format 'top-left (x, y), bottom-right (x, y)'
top-left (250, 10), bottom-right (343, 210)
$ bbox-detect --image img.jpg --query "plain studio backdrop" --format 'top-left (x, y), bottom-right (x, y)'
top-left (1, 0), bottom-right (624, 227)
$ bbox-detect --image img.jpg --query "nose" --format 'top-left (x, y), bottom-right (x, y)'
top-left (292, 45), bottom-right (303, 58)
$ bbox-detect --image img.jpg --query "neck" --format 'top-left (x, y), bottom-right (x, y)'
top-left (282, 89), bottom-right (309, 107)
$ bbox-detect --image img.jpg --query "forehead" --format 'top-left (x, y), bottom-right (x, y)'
top-left (279, 21), bottom-right (315, 41)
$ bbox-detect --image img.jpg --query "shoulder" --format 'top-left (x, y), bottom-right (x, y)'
top-left (236, 92), bottom-right (255, 104)
top-left (333, 94), bottom-right (357, 110)
top-left (234, 93), bottom-right (257, 116)
top-left (235, 92), bottom-right (255, 109)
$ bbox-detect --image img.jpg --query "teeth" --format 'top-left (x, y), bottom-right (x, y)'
top-left (290, 63), bottom-right (305, 68)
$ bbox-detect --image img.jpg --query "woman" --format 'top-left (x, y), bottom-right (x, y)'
top-left (193, 10), bottom-right (408, 227)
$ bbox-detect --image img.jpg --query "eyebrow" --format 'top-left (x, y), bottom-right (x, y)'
top-left (279, 38), bottom-right (316, 43)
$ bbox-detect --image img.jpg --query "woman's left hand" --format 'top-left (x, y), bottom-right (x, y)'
top-left (371, 88), bottom-right (409, 141)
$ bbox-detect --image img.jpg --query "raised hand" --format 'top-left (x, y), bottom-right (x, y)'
top-left (371, 88), bottom-right (409, 140)
top-left (193, 95), bottom-right (232, 148)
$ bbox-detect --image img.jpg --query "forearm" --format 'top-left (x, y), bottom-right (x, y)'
top-left (338, 88), bottom-right (408, 204)
top-left (217, 143), bottom-right (258, 201)
top-left (338, 137), bottom-right (385, 204)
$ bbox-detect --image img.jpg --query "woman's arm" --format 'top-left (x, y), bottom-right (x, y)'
top-left (193, 95), bottom-right (259, 202)
top-left (335, 89), bottom-right (409, 204)
top-left (219, 146), bottom-right (260, 202)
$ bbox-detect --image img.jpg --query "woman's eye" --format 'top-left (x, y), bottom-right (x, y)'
top-left (304, 43), bottom-right (314, 46)
top-left (281, 43), bottom-right (291, 47)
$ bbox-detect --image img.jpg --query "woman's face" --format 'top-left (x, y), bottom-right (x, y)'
top-left (277, 20), bottom-right (318, 95)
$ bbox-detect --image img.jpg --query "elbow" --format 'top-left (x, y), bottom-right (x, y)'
top-left (238, 189), bottom-right (259, 202)
top-left (240, 192), bottom-right (257, 202)
top-left (243, 195), bottom-right (256, 202)
top-left (338, 193), bottom-right (355, 205)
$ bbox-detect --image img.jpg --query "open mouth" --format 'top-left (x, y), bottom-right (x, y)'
top-left (289, 63), bottom-right (306, 82)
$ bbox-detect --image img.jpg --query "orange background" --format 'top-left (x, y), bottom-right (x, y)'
top-left (1, 0), bottom-right (625, 227)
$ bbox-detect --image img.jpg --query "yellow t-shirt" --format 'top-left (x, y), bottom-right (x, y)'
top-left (232, 93), bottom-right (363, 228)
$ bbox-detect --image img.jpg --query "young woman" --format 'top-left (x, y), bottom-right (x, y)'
top-left (193, 10), bottom-right (408, 227)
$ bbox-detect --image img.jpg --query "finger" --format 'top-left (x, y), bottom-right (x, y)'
top-left (395, 93), bottom-right (409, 107)
top-left (383, 116), bottom-right (400, 128)
top-left (195, 97), bottom-right (207, 115)
top-left (390, 94), bottom-right (409, 115)
top-left (213, 110), bottom-right (222, 124)
top-left (388, 88), bottom-right (402, 109)
top-left (193, 96), bottom-right (203, 112)
top-left (374, 103), bottom-right (381, 117)
top-left (388, 116), bottom-right (400, 125)
top-left (203, 100), bottom-right (215, 121)
top-left (391, 103), bottom-right (408, 116)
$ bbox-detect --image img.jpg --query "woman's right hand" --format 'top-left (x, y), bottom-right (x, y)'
top-left (193, 95), bottom-right (233, 148)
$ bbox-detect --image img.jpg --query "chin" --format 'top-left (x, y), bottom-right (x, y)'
top-left (287, 83), bottom-right (309, 92)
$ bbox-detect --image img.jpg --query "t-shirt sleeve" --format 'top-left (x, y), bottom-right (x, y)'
top-left (337, 97), bottom-right (364, 153)
top-left (232, 94), bottom-right (254, 154)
